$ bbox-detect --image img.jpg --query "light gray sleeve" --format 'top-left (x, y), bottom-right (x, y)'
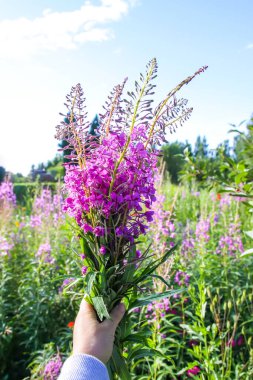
top-left (58, 354), bottom-right (110, 380)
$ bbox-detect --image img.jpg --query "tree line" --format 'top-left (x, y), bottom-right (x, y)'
top-left (1, 116), bottom-right (252, 186)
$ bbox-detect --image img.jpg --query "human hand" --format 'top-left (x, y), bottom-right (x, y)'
top-left (73, 300), bottom-right (125, 364)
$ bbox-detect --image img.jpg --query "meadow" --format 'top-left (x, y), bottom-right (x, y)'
top-left (1, 174), bottom-right (253, 379)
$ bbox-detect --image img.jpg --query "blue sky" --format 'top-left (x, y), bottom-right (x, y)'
top-left (0, 0), bottom-right (253, 175)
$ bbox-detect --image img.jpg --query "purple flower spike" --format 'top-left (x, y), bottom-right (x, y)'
top-left (43, 354), bottom-right (63, 379)
top-left (174, 271), bottom-right (190, 287)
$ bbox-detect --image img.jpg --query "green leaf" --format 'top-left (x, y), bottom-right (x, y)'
top-left (135, 244), bottom-right (178, 285)
top-left (180, 324), bottom-right (204, 341)
top-left (92, 296), bottom-right (111, 321)
top-left (80, 236), bottom-right (93, 257)
top-left (122, 332), bottom-right (151, 344)
top-left (86, 272), bottom-right (99, 297)
top-left (150, 274), bottom-right (171, 288)
top-left (240, 248), bottom-right (253, 257)
top-left (108, 345), bottom-right (131, 380)
top-left (245, 231), bottom-right (253, 240)
top-left (122, 245), bottom-right (137, 283)
top-left (129, 288), bottom-right (185, 310)
top-left (128, 348), bottom-right (166, 361)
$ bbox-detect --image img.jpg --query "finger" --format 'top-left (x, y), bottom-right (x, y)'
top-left (109, 303), bottom-right (125, 329)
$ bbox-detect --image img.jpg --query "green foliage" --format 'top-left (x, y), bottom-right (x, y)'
top-left (13, 183), bottom-right (57, 204)
top-left (161, 141), bottom-right (188, 184)
top-left (180, 136), bottom-right (233, 187)
top-left (0, 166), bottom-right (6, 183)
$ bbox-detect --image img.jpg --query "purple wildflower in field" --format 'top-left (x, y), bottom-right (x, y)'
top-left (195, 219), bottom-right (210, 242)
top-left (181, 225), bottom-right (195, 256)
top-left (36, 243), bottom-right (55, 264)
top-left (58, 277), bottom-right (75, 294)
top-left (146, 297), bottom-right (178, 322)
top-left (174, 271), bottom-right (190, 286)
top-left (0, 181), bottom-right (16, 207)
top-left (219, 194), bottom-right (231, 209)
top-left (187, 366), bottom-right (201, 377)
top-left (43, 354), bottom-right (62, 380)
top-left (217, 222), bottom-right (244, 256)
top-left (63, 126), bottom-right (158, 242)
top-left (148, 180), bottom-right (176, 255)
top-left (30, 189), bottom-right (64, 229)
top-left (213, 213), bottom-right (219, 224)
top-left (0, 236), bottom-right (14, 257)
top-left (30, 215), bottom-right (42, 228)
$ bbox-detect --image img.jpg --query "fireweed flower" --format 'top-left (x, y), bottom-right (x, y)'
top-left (36, 243), bottom-right (55, 264)
top-left (43, 354), bottom-right (63, 380)
top-left (30, 215), bottom-right (42, 228)
top-left (0, 181), bottom-right (16, 226)
top-left (0, 181), bottom-right (16, 207)
top-left (62, 128), bottom-right (158, 242)
top-left (55, 60), bottom-right (207, 376)
top-left (195, 218), bottom-right (210, 243)
top-left (0, 236), bottom-right (14, 257)
top-left (181, 224), bottom-right (195, 257)
top-left (148, 190), bottom-right (176, 249)
top-left (217, 222), bottom-right (244, 256)
top-left (30, 188), bottom-right (64, 229)
top-left (147, 173), bottom-right (177, 296)
top-left (174, 271), bottom-right (190, 286)
top-left (219, 194), bottom-right (231, 209)
top-left (145, 297), bottom-right (177, 322)
top-left (58, 277), bottom-right (75, 294)
top-left (187, 366), bottom-right (201, 377)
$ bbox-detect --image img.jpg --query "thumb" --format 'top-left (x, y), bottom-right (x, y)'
top-left (109, 303), bottom-right (125, 329)
top-left (78, 299), bottom-right (98, 322)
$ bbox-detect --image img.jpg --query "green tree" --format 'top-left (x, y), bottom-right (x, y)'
top-left (161, 141), bottom-right (188, 184)
top-left (0, 166), bottom-right (6, 183)
top-left (232, 116), bottom-right (253, 181)
top-left (194, 136), bottom-right (209, 158)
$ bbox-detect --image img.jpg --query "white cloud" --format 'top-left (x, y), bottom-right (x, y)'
top-left (0, 0), bottom-right (133, 59)
top-left (246, 43), bottom-right (253, 49)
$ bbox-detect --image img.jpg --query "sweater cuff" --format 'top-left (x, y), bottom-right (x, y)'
top-left (58, 353), bottom-right (109, 380)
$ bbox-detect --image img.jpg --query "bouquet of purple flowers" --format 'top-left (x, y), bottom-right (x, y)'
top-left (55, 58), bottom-right (207, 378)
